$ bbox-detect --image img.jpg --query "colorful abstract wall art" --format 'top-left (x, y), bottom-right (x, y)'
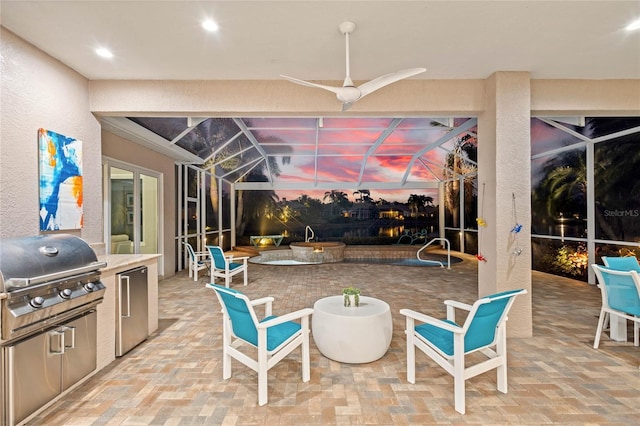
top-left (38, 128), bottom-right (83, 231)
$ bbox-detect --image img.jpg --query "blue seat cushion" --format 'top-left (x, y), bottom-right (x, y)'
top-left (229, 262), bottom-right (244, 270)
top-left (415, 319), bottom-right (460, 356)
top-left (260, 316), bottom-right (301, 351)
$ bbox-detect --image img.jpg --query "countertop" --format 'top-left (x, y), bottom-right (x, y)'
top-left (97, 254), bottom-right (161, 272)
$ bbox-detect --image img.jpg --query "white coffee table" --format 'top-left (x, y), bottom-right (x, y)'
top-left (312, 295), bottom-right (393, 363)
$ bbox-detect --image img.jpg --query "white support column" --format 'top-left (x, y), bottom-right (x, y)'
top-left (439, 182), bottom-right (445, 242)
top-left (459, 176), bottom-right (465, 253)
top-left (478, 72), bottom-right (533, 338)
top-left (230, 182), bottom-right (236, 248)
top-left (586, 140), bottom-right (596, 284)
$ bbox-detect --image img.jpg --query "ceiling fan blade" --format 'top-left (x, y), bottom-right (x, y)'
top-left (357, 67), bottom-right (426, 99)
top-left (280, 75), bottom-right (342, 95)
top-left (341, 102), bottom-right (354, 112)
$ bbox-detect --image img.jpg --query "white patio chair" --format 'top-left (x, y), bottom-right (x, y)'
top-left (207, 284), bottom-right (313, 405)
top-left (591, 264), bottom-right (640, 351)
top-left (184, 242), bottom-right (209, 281)
top-left (400, 289), bottom-right (527, 414)
top-left (207, 245), bottom-right (248, 288)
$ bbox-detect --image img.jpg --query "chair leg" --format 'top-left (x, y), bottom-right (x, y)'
top-left (302, 318), bottom-right (310, 383)
top-left (453, 336), bottom-right (465, 414)
top-left (225, 274), bottom-right (230, 288)
top-left (634, 318), bottom-right (639, 347)
top-left (222, 318), bottom-right (232, 380)
top-left (496, 326), bottom-right (508, 394)
top-left (258, 331), bottom-right (268, 406)
top-left (405, 317), bottom-right (416, 384)
top-left (594, 308), bottom-right (606, 349)
top-left (243, 267), bottom-right (248, 286)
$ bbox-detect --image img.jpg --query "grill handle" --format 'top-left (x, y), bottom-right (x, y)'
top-left (62, 325), bottom-right (76, 349)
top-left (5, 261), bottom-right (107, 289)
top-left (48, 328), bottom-right (66, 355)
top-left (121, 274), bottom-right (132, 318)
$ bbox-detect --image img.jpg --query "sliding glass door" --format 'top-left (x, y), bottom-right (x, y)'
top-left (105, 160), bottom-right (161, 259)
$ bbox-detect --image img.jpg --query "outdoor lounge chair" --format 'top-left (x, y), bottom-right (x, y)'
top-left (591, 264), bottom-right (640, 350)
top-left (207, 284), bottom-right (313, 405)
top-left (400, 288), bottom-right (527, 414)
top-left (599, 256), bottom-right (640, 329)
top-left (184, 242), bottom-right (209, 281)
top-left (207, 245), bottom-right (249, 288)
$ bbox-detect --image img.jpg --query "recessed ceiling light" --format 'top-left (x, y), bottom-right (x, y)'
top-left (95, 47), bottom-right (113, 59)
top-left (202, 19), bottom-right (219, 32)
top-left (626, 18), bottom-right (640, 31)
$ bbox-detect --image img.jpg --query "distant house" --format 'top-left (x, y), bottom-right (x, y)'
top-left (378, 204), bottom-right (410, 220)
top-left (345, 203), bottom-right (376, 220)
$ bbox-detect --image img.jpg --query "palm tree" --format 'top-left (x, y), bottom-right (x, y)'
top-left (443, 134), bottom-right (478, 227)
top-left (323, 190), bottom-right (350, 216)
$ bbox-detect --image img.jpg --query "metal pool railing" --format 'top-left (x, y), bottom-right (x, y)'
top-left (305, 225), bottom-right (315, 242)
top-left (416, 238), bottom-right (451, 269)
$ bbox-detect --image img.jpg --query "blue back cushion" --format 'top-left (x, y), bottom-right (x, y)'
top-left (208, 246), bottom-right (227, 269)
top-left (602, 256), bottom-right (640, 273)
top-left (213, 285), bottom-right (258, 343)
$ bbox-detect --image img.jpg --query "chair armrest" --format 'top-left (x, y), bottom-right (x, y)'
top-left (195, 251), bottom-right (209, 259)
top-left (444, 300), bottom-right (473, 311)
top-left (251, 296), bottom-right (274, 317)
top-left (400, 308), bottom-right (463, 333)
top-left (443, 300), bottom-right (472, 322)
top-left (250, 297), bottom-right (274, 306)
top-left (258, 308), bottom-right (314, 329)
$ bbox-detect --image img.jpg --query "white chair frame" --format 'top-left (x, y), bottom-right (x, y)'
top-left (208, 284), bottom-right (313, 405)
top-left (401, 289), bottom-right (526, 414)
top-left (591, 264), bottom-right (640, 350)
top-left (207, 245), bottom-right (248, 287)
top-left (184, 242), bottom-right (209, 281)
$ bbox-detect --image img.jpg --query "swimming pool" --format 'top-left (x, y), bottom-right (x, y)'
top-left (250, 251), bottom-right (462, 267)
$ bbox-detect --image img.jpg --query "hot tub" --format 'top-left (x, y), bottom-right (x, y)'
top-left (289, 241), bottom-right (346, 263)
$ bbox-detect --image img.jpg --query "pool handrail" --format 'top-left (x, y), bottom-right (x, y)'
top-left (416, 238), bottom-right (451, 269)
top-left (305, 225), bottom-right (315, 243)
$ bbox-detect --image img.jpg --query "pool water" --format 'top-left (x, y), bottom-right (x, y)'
top-left (252, 255), bottom-right (462, 267)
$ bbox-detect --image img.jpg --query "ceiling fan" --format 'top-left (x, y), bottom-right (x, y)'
top-left (281, 21), bottom-right (426, 112)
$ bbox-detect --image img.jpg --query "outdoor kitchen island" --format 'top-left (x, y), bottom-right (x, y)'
top-left (96, 254), bottom-right (161, 370)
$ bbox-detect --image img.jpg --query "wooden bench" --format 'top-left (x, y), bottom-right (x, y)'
top-left (250, 235), bottom-right (284, 247)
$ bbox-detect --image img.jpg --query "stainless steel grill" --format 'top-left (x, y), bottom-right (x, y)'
top-left (0, 234), bottom-right (107, 425)
top-left (0, 234), bottom-right (106, 343)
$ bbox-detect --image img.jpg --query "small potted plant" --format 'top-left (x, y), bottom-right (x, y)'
top-left (342, 286), bottom-right (360, 307)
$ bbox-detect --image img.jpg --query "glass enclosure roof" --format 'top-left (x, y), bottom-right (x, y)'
top-left (126, 116), bottom-right (479, 191)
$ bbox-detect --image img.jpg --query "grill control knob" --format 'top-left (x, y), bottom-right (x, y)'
top-left (84, 282), bottom-right (96, 292)
top-left (60, 288), bottom-right (73, 299)
top-left (30, 296), bottom-right (45, 308)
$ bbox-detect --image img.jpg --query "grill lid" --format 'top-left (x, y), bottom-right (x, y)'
top-left (0, 234), bottom-right (105, 292)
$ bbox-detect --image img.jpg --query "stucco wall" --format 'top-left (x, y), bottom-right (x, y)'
top-left (102, 130), bottom-right (176, 278)
top-left (0, 27), bottom-right (103, 243)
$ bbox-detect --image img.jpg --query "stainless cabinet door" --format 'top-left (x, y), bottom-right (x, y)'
top-left (61, 310), bottom-right (97, 390)
top-left (117, 266), bottom-right (149, 356)
top-left (7, 329), bottom-right (62, 425)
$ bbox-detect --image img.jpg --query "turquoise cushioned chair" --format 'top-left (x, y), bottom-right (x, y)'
top-left (400, 289), bottom-right (527, 414)
top-left (207, 284), bottom-right (313, 405)
top-left (207, 245), bottom-right (249, 288)
top-left (591, 264), bottom-right (640, 351)
top-left (184, 242), bottom-right (209, 281)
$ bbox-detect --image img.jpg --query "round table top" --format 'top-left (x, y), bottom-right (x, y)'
top-left (313, 295), bottom-right (390, 318)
